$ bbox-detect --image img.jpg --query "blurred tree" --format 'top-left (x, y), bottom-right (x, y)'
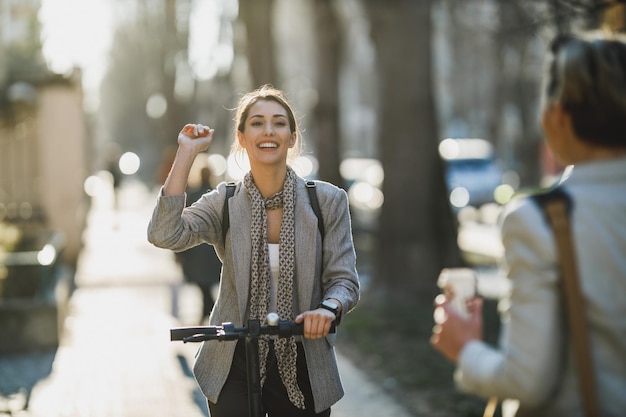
top-left (312, 0), bottom-right (343, 187)
top-left (100, 0), bottom-right (192, 185)
top-left (436, 0), bottom-right (625, 190)
top-left (237, 0), bottom-right (278, 87)
top-left (100, 22), bottom-right (160, 184)
top-left (363, 0), bottom-right (463, 296)
top-left (0, 10), bottom-right (49, 111)
top-left (492, 1), bottom-right (544, 186)
top-left (494, 0), bottom-right (625, 184)
top-left (160, 0), bottom-right (191, 160)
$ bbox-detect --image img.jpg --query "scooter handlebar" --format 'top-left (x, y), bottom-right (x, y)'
top-left (170, 319), bottom-right (336, 343)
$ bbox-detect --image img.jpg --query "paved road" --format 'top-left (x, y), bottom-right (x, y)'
top-left (1, 179), bottom-right (414, 417)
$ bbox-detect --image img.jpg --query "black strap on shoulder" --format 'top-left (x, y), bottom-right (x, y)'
top-left (221, 180), bottom-right (325, 243)
top-left (306, 180), bottom-right (325, 240)
top-left (222, 182), bottom-right (236, 243)
top-left (531, 187), bottom-right (573, 220)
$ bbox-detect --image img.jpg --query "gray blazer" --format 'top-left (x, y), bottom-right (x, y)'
top-left (147, 176), bottom-right (360, 412)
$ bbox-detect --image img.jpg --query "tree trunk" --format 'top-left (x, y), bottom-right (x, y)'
top-left (162, 0), bottom-right (188, 147)
top-left (312, 0), bottom-right (343, 186)
top-left (494, 1), bottom-right (543, 187)
top-left (238, 0), bottom-right (278, 88)
top-left (363, 0), bottom-right (462, 296)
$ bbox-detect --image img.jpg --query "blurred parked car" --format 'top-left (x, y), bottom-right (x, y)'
top-left (439, 138), bottom-right (505, 209)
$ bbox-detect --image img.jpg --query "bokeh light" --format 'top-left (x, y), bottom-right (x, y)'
top-left (449, 186), bottom-right (470, 208)
top-left (226, 153), bottom-right (250, 180)
top-left (146, 93), bottom-right (167, 119)
top-left (37, 243), bottom-right (57, 266)
top-left (84, 174), bottom-right (104, 197)
top-left (119, 152), bottom-right (141, 175)
top-left (494, 184), bottom-right (515, 205)
top-left (438, 138), bottom-right (461, 160)
top-left (439, 138), bottom-right (493, 160)
top-left (207, 154), bottom-right (227, 177)
top-left (292, 155), bottom-right (318, 178)
top-left (18, 202), bottom-right (33, 220)
top-left (349, 181), bottom-right (384, 211)
top-left (340, 158), bottom-right (380, 182)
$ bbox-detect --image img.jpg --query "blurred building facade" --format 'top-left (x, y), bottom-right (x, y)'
top-left (1, 0), bottom-right (88, 267)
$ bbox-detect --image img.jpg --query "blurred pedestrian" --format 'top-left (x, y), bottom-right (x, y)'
top-left (147, 84), bottom-right (360, 416)
top-left (104, 142), bottom-right (123, 228)
top-left (176, 162), bottom-right (222, 322)
top-left (431, 30), bottom-right (626, 417)
top-left (104, 142), bottom-right (123, 210)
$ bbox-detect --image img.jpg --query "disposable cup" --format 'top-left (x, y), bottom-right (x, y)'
top-left (437, 268), bottom-right (477, 319)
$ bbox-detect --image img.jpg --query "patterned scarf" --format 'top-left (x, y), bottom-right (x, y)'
top-left (244, 166), bottom-right (305, 409)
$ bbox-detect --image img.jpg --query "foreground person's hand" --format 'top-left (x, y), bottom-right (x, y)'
top-left (430, 294), bottom-right (483, 363)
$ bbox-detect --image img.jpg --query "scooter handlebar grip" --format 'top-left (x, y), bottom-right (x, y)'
top-left (170, 326), bottom-right (218, 341)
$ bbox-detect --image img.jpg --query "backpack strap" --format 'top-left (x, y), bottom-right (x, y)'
top-left (221, 180), bottom-right (325, 244)
top-left (306, 180), bottom-right (325, 240)
top-left (222, 182), bottom-right (236, 243)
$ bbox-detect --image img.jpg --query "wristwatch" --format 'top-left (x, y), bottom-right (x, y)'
top-left (318, 299), bottom-right (340, 316)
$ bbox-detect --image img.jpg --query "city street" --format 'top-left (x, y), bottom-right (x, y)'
top-left (0, 178), bottom-right (414, 417)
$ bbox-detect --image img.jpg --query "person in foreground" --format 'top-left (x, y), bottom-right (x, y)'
top-left (147, 84), bottom-right (360, 417)
top-left (430, 30), bottom-right (626, 417)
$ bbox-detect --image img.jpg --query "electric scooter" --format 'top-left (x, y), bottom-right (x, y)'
top-left (170, 313), bottom-right (336, 417)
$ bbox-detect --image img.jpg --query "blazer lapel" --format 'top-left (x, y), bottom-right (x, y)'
top-left (228, 188), bottom-right (252, 321)
top-left (294, 181), bottom-right (321, 313)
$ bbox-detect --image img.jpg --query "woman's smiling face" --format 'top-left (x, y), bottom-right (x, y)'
top-left (237, 99), bottom-right (296, 168)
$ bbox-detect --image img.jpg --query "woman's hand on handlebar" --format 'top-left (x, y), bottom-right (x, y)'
top-left (295, 309), bottom-right (335, 339)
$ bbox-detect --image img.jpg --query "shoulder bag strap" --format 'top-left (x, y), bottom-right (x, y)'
top-left (484, 189), bottom-right (599, 417)
top-left (539, 189), bottom-right (599, 417)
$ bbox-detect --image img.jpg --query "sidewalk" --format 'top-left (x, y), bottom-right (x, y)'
top-left (4, 179), bottom-right (414, 417)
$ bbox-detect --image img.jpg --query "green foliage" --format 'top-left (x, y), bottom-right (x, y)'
top-left (0, 222), bottom-right (22, 252)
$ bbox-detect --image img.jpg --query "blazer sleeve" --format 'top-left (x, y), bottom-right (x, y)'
top-left (316, 183), bottom-right (360, 317)
top-left (147, 182), bottom-right (229, 252)
top-left (454, 196), bottom-right (564, 407)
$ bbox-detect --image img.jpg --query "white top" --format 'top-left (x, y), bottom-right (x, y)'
top-left (268, 243), bottom-right (279, 314)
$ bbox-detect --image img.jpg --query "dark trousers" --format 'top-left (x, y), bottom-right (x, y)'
top-left (208, 340), bottom-right (331, 417)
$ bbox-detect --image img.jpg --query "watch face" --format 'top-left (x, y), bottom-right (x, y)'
top-left (321, 300), bottom-right (339, 312)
